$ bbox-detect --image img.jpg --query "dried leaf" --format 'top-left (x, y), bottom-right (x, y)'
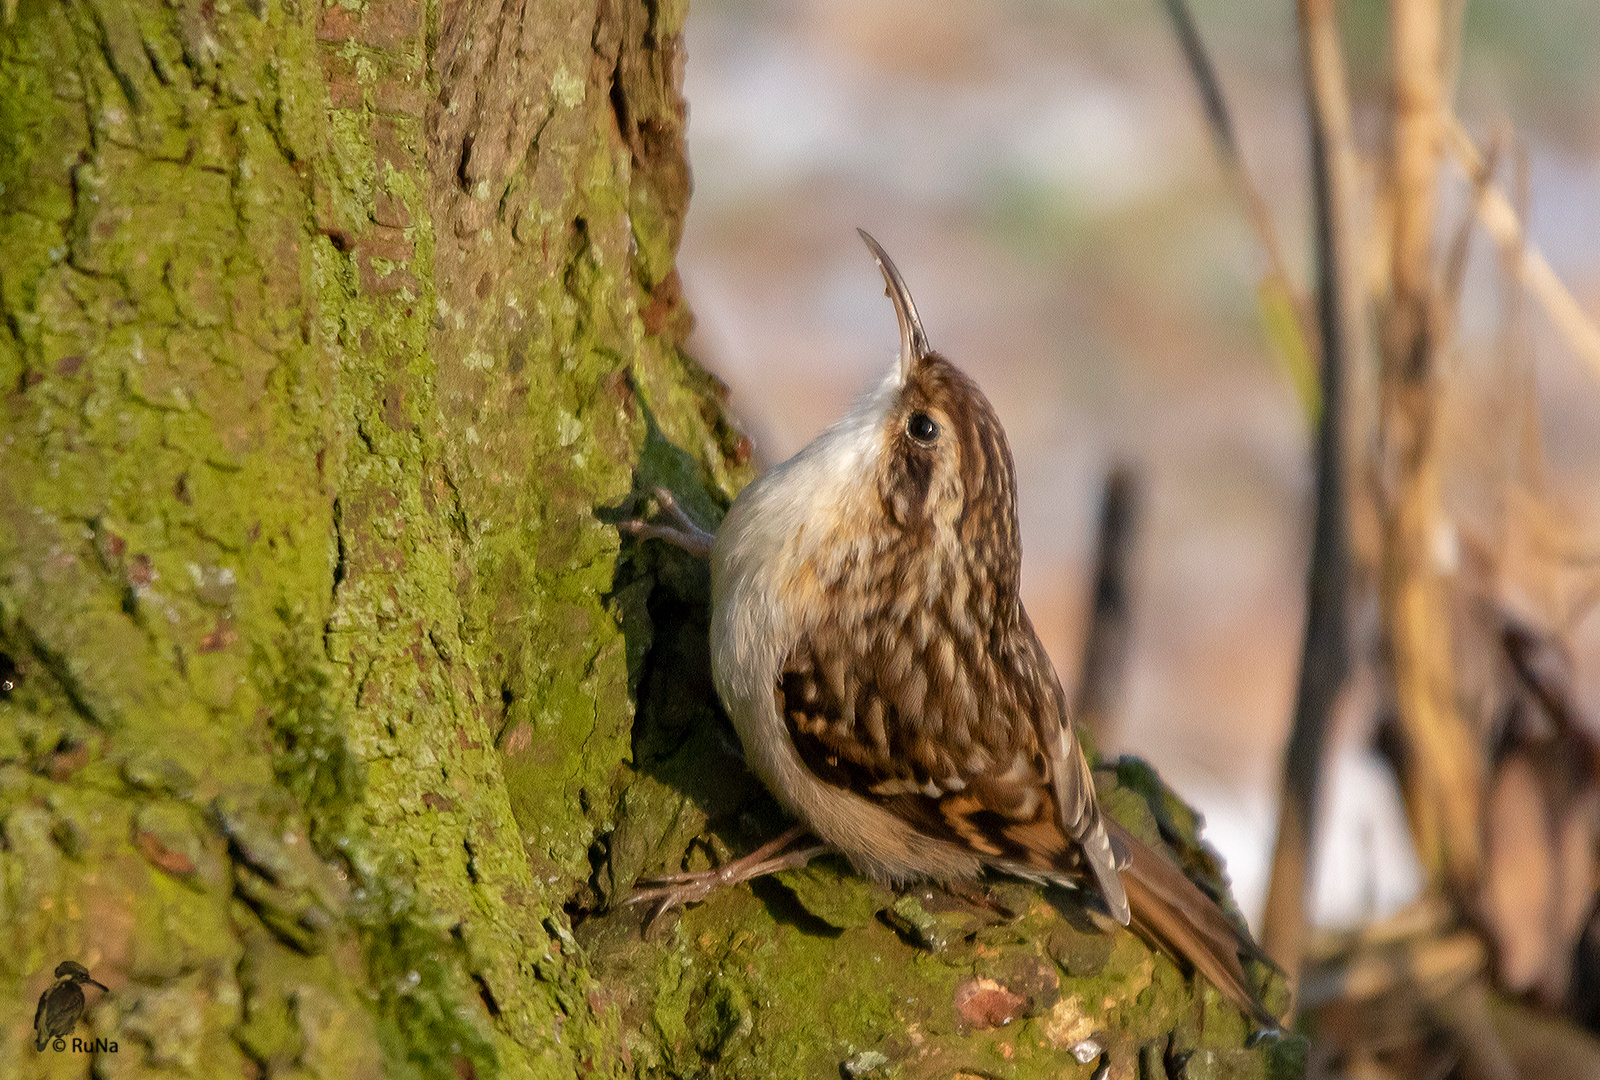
top-left (1482, 753), bottom-right (1553, 991)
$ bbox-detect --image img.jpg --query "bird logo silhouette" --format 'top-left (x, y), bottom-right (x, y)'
top-left (33, 961), bottom-right (108, 1052)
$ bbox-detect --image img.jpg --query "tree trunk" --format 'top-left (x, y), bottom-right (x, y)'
top-left (1, 1), bottom-right (1300, 1077)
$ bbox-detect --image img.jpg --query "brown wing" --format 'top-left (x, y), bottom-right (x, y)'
top-left (778, 604), bottom-right (1117, 905)
top-left (778, 616), bottom-right (1270, 1019)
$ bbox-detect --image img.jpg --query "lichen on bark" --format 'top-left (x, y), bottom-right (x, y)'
top-left (0, 0), bottom-right (1301, 1077)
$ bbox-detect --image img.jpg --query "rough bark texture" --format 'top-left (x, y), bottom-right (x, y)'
top-left (1, 1), bottom-right (1300, 1077)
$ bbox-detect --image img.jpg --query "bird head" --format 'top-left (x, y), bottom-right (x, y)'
top-left (850, 230), bottom-right (1022, 603)
top-left (53, 960), bottom-right (107, 991)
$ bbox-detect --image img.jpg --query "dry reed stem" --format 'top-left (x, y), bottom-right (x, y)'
top-left (1439, 129), bottom-right (1504, 342)
top-left (1379, 0), bottom-right (1482, 893)
top-left (1444, 116), bottom-right (1600, 383)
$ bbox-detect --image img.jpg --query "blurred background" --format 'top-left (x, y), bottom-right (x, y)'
top-left (672, 0), bottom-right (1600, 940)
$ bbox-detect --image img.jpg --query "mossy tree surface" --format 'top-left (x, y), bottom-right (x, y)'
top-left (0, 1), bottom-right (1300, 1077)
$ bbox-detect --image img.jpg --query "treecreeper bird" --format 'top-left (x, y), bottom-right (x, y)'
top-left (625, 230), bottom-right (1275, 1026)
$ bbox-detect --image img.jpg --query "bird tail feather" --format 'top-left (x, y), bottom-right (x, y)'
top-left (1108, 817), bottom-right (1279, 1027)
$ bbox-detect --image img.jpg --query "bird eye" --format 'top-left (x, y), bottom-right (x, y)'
top-left (906, 412), bottom-right (939, 443)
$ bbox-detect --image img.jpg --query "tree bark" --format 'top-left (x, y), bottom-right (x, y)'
top-left (1, 1), bottom-right (1300, 1077)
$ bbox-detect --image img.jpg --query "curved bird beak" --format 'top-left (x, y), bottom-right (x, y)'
top-left (857, 228), bottom-right (929, 384)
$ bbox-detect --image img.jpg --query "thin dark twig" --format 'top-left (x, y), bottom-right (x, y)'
top-left (1159, 0), bottom-right (1238, 159)
top-left (1074, 464), bottom-right (1142, 747)
top-left (1158, 0), bottom-right (1319, 368)
top-left (1260, 0), bottom-right (1355, 1003)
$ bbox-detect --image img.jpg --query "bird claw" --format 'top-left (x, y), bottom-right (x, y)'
top-left (943, 881), bottom-right (1018, 921)
top-left (622, 825), bottom-right (821, 925)
top-left (627, 865), bottom-right (732, 889)
top-left (617, 486), bottom-right (716, 558)
top-left (625, 875), bottom-right (725, 911)
top-left (625, 864), bottom-right (759, 936)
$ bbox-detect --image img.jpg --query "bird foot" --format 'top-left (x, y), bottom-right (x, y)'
top-left (626, 825), bottom-right (822, 922)
top-left (617, 487), bottom-right (716, 558)
top-left (942, 881), bottom-right (1019, 920)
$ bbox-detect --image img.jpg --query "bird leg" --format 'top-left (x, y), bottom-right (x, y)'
top-left (617, 486), bottom-right (716, 558)
top-left (625, 824), bottom-right (825, 917)
top-left (943, 880), bottom-right (1020, 921)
